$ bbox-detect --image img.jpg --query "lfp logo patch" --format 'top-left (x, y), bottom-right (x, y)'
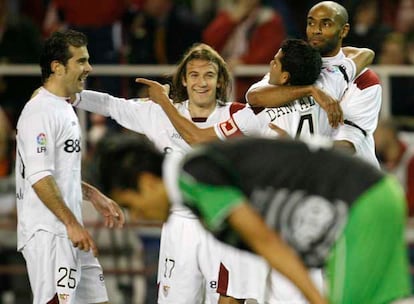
top-left (36, 133), bottom-right (47, 153)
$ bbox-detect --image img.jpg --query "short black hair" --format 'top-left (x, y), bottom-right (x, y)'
top-left (97, 133), bottom-right (164, 194)
top-left (40, 29), bottom-right (88, 83)
top-left (280, 39), bottom-right (322, 85)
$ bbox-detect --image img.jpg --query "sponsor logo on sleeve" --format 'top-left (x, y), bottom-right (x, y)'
top-left (36, 133), bottom-right (47, 153)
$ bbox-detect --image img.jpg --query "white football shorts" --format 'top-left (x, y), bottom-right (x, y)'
top-left (217, 246), bottom-right (269, 302)
top-left (157, 213), bottom-right (222, 304)
top-left (22, 230), bottom-right (108, 304)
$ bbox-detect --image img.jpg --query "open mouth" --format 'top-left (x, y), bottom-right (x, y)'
top-left (79, 75), bottom-right (88, 83)
top-left (195, 89), bottom-right (209, 94)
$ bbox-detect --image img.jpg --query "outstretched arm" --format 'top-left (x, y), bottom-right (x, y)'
top-left (82, 181), bottom-right (125, 229)
top-left (228, 203), bottom-right (327, 304)
top-left (136, 78), bottom-right (219, 145)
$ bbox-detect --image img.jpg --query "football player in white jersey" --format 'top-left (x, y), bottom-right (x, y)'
top-left (72, 43), bottom-right (265, 303)
top-left (247, 1), bottom-right (381, 168)
top-left (245, 2), bottom-right (380, 302)
top-left (15, 30), bottom-right (124, 304)
top-left (137, 38), bottom-right (374, 304)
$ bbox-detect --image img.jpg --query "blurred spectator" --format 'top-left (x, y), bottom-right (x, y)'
top-left (0, 0), bottom-right (42, 127)
top-left (395, 0), bottom-right (414, 33)
top-left (378, 32), bottom-right (408, 65)
top-left (19, 0), bottom-right (47, 30)
top-left (267, 0), bottom-right (300, 37)
top-left (123, 0), bottom-right (202, 96)
top-left (407, 32), bottom-right (414, 64)
top-left (43, 0), bottom-right (128, 95)
top-left (0, 105), bottom-right (13, 201)
top-left (203, 0), bottom-right (286, 102)
top-left (344, 0), bottom-right (392, 63)
top-left (377, 32), bottom-right (414, 120)
top-left (186, 0), bottom-right (218, 27)
top-left (88, 113), bottom-right (109, 151)
top-left (343, 0), bottom-right (402, 29)
top-left (82, 113), bottom-right (109, 186)
top-left (374, 119), bottom-right (414, 215)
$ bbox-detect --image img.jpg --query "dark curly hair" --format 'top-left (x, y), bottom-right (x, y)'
top-left (280, 39), bottom-right (322, 85)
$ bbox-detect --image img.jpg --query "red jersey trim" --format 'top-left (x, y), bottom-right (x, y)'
top-left (354, 69), bottom-right (380, 90)
top-left (229, 102), bottom-right (247, 115)
top-left (217, 262), bottom-right (229, 295)
top-left (218, 102), bottom-right (246, 138)
top-left (47, 293), bottom-right (59, 304)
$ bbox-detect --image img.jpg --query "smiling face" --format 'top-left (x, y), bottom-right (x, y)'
top-left (48, 45), bottom-right (92, 97)
top-left (182, 59), bottom-right (219, 111)
top-left (306, 3), bottom-right (349, 56)
top-left (60, 45), bottom-right (92, 95)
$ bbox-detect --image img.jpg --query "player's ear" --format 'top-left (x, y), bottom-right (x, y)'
top-left (280, 71), bottom-right (290, 85)
top-left (182, 76), bottom-right (187, 87)
top-left (51, 60), bottom-right (63, 75)
top-left (340, 23), bottom-right (350, 39)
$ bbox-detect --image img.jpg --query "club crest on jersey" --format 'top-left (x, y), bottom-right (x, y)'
top-left (323, 66), bottom-right (340, 74)
top-left (58, 293), bottom-right (70, 304)
top-left (162, 285), bottom-right (170, 297)
top-left (36, 133), bottom-right (47, 153)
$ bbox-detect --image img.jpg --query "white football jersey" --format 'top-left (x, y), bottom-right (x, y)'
top-left (249, 52), bottom-right (355, 140)
top-left (318, 52), bottom-right (381, 167)
top-left (74, 90), bottom-right (261, 216)
top-left (75, 91), bottom-right (261, 152)
top-left (247, 51), bottom-right (380, 167)
top-left (16, 88), bottom-right (83, 250)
